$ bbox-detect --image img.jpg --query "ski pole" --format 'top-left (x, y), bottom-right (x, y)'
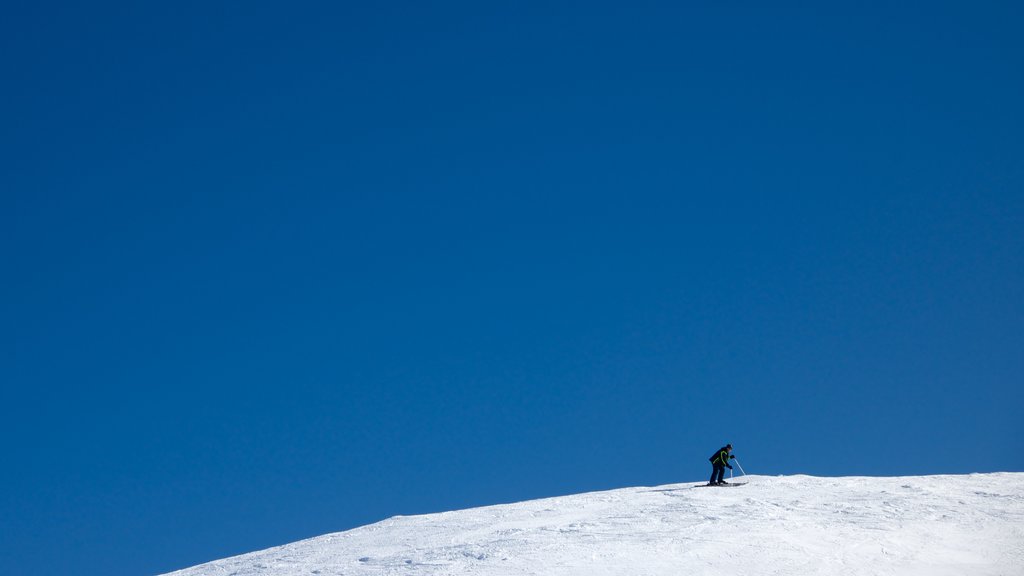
top-left (733, 457), bottom-right (747, 476)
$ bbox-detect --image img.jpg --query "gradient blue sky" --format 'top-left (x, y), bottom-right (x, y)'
top-left (2, 2), bottom-right (1022, 575)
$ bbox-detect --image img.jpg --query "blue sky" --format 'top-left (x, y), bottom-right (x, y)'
top-left (2, 2), bottom-right (1022, 575)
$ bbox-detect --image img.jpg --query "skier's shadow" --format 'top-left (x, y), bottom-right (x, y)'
top-left (641, 488), bottom-right (687, 493)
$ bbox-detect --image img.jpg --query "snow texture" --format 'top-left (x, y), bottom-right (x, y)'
top-left (162, 473), bottom-right (1024, 576)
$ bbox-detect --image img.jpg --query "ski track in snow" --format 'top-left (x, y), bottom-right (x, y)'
top-left (161, 473), bottom-right (1024, 576)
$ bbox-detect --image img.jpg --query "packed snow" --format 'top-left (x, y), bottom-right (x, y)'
top-left (162, 473), bottom-right (1024, 576)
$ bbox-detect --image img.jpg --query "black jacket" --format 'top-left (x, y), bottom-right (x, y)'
top-left (709, 446), bottom-right (732, 467)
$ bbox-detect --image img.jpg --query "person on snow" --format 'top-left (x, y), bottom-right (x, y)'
top-left (708, 444), bottom-right (735, 485)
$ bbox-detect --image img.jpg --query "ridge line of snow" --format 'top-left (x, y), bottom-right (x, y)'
top-left (161, 472), bottom-right (1024, 576)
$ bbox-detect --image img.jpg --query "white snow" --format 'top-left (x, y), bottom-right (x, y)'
top-left (161, 473), bottom-right (1024, 576)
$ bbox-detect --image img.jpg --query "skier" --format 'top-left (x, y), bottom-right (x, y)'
top-left (708, 444), bottom-right (735, 485)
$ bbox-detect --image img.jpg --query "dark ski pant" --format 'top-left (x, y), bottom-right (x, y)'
top-left (710, 463), bottom-right (726, 484)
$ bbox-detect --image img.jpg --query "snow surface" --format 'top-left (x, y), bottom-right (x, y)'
top-left (162, 473), bottom-right (1024, 576)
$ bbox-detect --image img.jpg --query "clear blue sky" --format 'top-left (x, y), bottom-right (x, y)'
top-left (2, 2), bottom-right (1021, 575)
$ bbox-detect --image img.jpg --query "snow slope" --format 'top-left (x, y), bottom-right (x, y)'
top-left (162, 473), bottom-right (1024, 576)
